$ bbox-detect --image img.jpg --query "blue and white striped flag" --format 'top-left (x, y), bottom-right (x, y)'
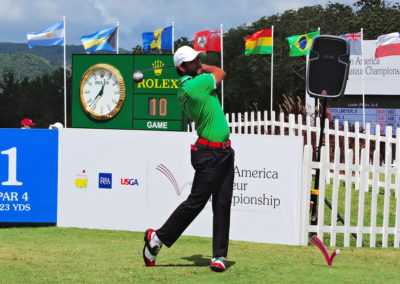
top-left (26, 21), bottom-right (64, 48)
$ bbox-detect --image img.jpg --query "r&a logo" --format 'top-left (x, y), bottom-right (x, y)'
top-left (99, 173), bottom-right (112, 189)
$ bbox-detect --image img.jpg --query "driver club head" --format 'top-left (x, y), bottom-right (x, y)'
top-left (133, 71), bottom-right (144, 83)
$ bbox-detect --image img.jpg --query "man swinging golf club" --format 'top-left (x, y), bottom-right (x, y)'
top-left (143, 46), bottom-right (235, 272)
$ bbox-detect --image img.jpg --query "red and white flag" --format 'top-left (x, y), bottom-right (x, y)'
top-left (375, 32), bottom-right (400, 58)
top-left (193, 29), bottom-right (221, 52)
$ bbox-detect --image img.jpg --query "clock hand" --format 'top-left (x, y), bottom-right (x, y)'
top-left (90, 96), bottom-right (101, 110)
top-left (89, 82), bottom-right (105, 108)
top-left (98, 80), bottom-right (105, 96)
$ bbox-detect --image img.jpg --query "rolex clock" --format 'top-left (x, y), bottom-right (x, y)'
top-left (79, 63), bottom-right (126, 120)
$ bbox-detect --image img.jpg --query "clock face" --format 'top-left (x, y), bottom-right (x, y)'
top-left (80, 64), bottom-right (126, 120)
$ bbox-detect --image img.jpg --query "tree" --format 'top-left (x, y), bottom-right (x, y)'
top-left (0, 69), bottom-right (21, 127)
top-left (3, 1), bottom-right (400, 125)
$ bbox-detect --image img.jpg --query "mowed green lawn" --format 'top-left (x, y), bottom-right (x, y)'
top-left (0, 227), bottom-right (400, 283)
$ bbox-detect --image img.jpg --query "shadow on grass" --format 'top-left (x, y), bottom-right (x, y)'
top-left (157, 254), bottom-right (236, 270)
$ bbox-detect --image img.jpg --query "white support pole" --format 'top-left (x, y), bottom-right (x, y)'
top-left (317, 27), bottom-right (320, 111)
top-left (171, 21), bottom-right (175, 54)
top-left (63, 16), bottom-right (67, 128)
top-left (221, 24), bottom-right (224, 111)
top-left (305, 54), bottom-right (315, 116)
top-left (270, 25), bottom-right (274, 115)
top-left (116, 21), bottom-right (119, 54)
top-left (361, 28), bottom-right (365, 129)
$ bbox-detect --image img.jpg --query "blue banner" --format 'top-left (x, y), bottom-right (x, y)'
top-left (0, 129), bottom-right (58, 222)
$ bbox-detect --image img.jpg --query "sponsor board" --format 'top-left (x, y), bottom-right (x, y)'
top-left (57, 129), bottom-right (303, 245)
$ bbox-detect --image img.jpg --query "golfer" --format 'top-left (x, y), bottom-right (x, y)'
top-left (143, 46), bottom-right (235, 272)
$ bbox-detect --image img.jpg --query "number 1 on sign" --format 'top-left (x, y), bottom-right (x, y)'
top-left (1, 147), bottom-right (23, 186)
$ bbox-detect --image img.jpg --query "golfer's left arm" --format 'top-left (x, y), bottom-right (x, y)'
top-left (201, 64), bottom-right (225, 85)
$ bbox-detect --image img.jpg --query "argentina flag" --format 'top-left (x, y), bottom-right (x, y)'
top-left (26, 21), bottom-right (64, 48)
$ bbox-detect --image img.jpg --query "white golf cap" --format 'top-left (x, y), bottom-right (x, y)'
top-left (49, 122), bottom-right (63, 129)
top-left (173, 46), bottom-right (205, 67)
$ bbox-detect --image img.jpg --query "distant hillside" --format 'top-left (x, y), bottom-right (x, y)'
top-left (0, 42), bottom-right (131, 80)
top-left (0, 52), bottom-right (59, 80)
top-left (0, 42), bottom-right (85, 66)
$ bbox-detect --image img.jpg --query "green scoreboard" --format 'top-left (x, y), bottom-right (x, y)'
top-left (72, 54), bottom-right (187, 131)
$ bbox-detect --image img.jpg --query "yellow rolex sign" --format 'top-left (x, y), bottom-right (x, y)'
top-left (136, 78), bottom-right (179, 89)
top-left (133, 55), bottom-right (187, 131)
top-left (153, 60), bottom-right (164, 75)
top-left (135, 57), bottom-right (179, 92)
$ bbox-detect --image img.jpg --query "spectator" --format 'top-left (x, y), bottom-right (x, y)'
top-left (49, 122), bottom-right (63, 130)
top-left (21, 118), bottom-right (35, 129)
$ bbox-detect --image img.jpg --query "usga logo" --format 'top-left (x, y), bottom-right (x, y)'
top-left (99, 173), bottom-right (112, 189)
top-left (120, 178), bottom-right (139, 186)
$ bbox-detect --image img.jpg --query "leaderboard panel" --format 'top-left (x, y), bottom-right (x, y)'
top-left (327, 95), bottom-right (400, 135)
top-left (133, 55), bottom-right (187, 131)
top-left (329, 107), bottom-right (400, 135)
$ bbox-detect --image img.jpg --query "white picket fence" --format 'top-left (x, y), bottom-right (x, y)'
top-left (189, 110), bottom-right (400, 247)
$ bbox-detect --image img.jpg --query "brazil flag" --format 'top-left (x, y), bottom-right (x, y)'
top-left (286, 31), bottom-right (320, 57)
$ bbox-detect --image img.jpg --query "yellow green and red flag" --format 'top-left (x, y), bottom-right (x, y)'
top-left (244, 29), bottom-right (273, 56)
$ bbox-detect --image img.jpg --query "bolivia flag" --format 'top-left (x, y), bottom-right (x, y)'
top-left (244, 29), bottom-right (273, 56)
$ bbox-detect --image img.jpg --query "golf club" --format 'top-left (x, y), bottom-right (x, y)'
top-left (133, 65), bottom-right (175, 83)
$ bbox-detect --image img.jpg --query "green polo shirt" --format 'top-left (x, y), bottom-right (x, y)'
top-left (177, 74), bottom-right (230, 142)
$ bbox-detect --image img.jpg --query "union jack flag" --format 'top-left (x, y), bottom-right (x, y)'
top-left (340, 32), bottom-right (362, 55)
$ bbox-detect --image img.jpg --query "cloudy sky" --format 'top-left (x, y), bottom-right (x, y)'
top-left (0, 0), bottom-right (358, 50)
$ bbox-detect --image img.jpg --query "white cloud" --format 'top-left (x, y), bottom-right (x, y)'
top-left (0, 0), bottom-right (357, 49)
top-left (0, 0), bottom-right (24, 22)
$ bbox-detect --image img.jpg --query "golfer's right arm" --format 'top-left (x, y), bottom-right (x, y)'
top-left (201, 64), bottom-right (225, 85)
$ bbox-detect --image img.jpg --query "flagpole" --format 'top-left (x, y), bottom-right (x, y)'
top-left (270, 25), bottom-right (274, 115)
top-left (317, 27), bottom-right (320, 112)
top-left (221, 24), bottom-right (224, 111)
top-left (63, 16), bottom-right (67, 128)
top-left (361, 28), bottom-right (365, 129)
top-left (172, 21), bottom-right (175, 54)
top-left (116, 21), bottom-right (119, 54)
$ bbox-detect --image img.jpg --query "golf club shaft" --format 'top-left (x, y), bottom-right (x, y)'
top-left (136, 65), bottom-right (175, 73)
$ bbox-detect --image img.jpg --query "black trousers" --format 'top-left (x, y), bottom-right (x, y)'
top-left (156, 141), bottom-right (235, 258)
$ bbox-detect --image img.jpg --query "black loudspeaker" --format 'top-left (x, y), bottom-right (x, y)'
top-left (307, 35), bottom-right (350, 98)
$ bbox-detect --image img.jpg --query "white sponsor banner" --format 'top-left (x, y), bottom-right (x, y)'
top-left (58, 129), bottom-right (303, 245)
top-left (345, 40), bottom-right (400, 95)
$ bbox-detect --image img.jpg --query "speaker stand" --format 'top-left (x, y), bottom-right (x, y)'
top-left (310, 98), bottom-right (357, 241)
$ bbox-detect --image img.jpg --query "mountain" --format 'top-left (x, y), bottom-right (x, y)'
top-left (0, 52), bottom-right (59, 80)
top-left (0, 42), bottom-right (131, 80)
